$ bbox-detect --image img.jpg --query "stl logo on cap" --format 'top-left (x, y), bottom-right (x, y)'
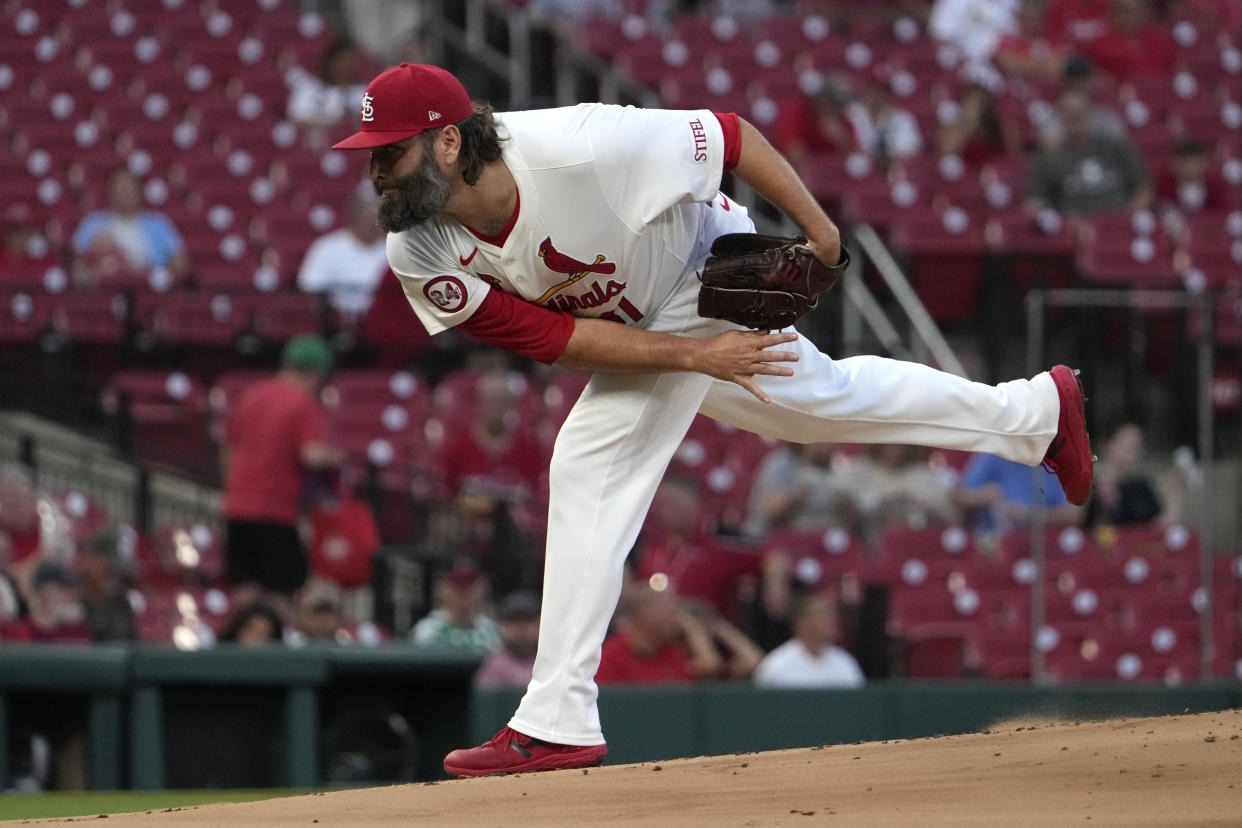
top-left (332, 64), bottom-right (474, 151)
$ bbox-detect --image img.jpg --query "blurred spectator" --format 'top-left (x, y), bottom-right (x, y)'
top-left (297, 187), bottom-right (389, 319)
top-left (439, 371), bottom-right (545, 505)
top-left (72, 168), bottom-right (189, 286)
top-left (936, 75), bottom-right (1023, 165)
top-left (1037, 56), bottom-right (1127, 147)
top-left (1026, 88), bottom-right (1152, 215)
top-left (1, 562), bottom-right (90, 644)
top-left (1156, 136), bottom-right (1229, 215)
top-left (474, 590), bottom-right (541, 689)
top-left (635, 474), bottom-right (760, 617)
top-left (78, 528), bottom-right (136, 643)
top-left (341, 0), bottom-right (426, 64)
top-left (753, 592), bottom-right (865, 688)
top-left (956, 452), bottom-right (1082, 533)
top-left (1046, 0), bottom-right (1111, 45)
top-left (1085, 423), bottom-right (1184, 527)
top-left (220, 600), bottom-right (285, 647)
top-left (409, 560), bottom-right (500, 652)
top-left (287, 38), bottom-right (367, 139)
top-left (0, 203), bottom-right (56, 283)
top-left (0, 463), bottom-right (73, 585)
top-left (772, 72), bottom-right (856, 172)
top-left (0, 463), bottom-right (45, 577)
top-left (222, 335), bottom-right (342, 598)
top-left (293, 577), bottom-right (352, 644)
top-left (843, 444), bottom-right (961, 538)
top-left (994, 0), bottom-right (1069, 81)
top-left (595, 584), bottom-right (725, 683)
top-left (929, 0), bottom-right (1019, 67)
top-left (1083, 0), bottom-right (1175, 82)
top-left (308, 481), bottom-right (381, 590)
top-left (845, 68), bottom-right (924, 162)
top-left (0, 571), bottom-right (24, 631)
top-left (744, 443), bottom-right (857, 537)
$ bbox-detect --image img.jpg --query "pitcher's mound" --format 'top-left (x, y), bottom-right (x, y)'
top-left (35, 709), bottom-right (1242, 826)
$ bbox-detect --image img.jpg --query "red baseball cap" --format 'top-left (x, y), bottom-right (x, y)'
top-left (332, 63), bottom-right (474, 150)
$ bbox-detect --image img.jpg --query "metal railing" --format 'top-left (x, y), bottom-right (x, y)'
top-left (0, 412), bottom-right (221, 534)
top-left (851, 224), bottom-right (969, 377)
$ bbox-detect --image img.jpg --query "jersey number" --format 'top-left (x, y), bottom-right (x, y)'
top-left (600, 297), bottom-right (644, 324)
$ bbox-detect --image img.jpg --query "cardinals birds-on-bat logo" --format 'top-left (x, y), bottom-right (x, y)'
top-left (537, 237), bottom-right (616, 275)
top-left (534, 236), bottom-right (616, 305)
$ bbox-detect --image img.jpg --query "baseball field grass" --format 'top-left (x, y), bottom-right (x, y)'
top-left (0, 789), bottom-right (303, 821)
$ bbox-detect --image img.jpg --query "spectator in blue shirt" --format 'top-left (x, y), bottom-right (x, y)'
top-left (73, 168), bottom-right (190, 285)
top-left (955, 452), bottom-right (1082, 534)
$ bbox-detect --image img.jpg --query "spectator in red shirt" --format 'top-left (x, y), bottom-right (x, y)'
top-left (772, 71), bottom-right (856, 174)
top-left (595, 583), bottom-right (721, 683)
top-left (438, 371), bottom-right (545, 504)
top-left (1046, 0), bottom-right (1111, 45)
top-left (596, 583), bottom-right (763, 683)
top-left (1083, 0), bottom-right (1176, 82)
top-left (1, 562), bottom-right (90, 644)
top-left (0, 463), bottom-right (44, 576)
top-left (995, 0), bottom-right (1070, 81)
top-left (1157, 136), bottom-right (1230, 215)
top-left (0, 203), bottom-right (57, 286)
top-left (222, 335), bottom-right (343, 599)
top-left (0, 463), bottom-right (74, 588)
top-left (936, 75), bottom-right (1024, 166)
top-left (634, 474), bottom-right (760, 618)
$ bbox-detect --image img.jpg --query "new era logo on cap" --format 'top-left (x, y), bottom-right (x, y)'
top-left (331, 64), bottom-right (474, 150)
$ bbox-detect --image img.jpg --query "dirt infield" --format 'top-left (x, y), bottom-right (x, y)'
top-left (26, 709), bottom-right (1242, 826)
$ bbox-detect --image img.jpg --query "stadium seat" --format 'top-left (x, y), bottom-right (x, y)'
top-left (762, 527), bottom-right (870, 589)
top-left (102, 370), bottom-right (213, 472)
top-left (152, 522), bottom-right (226, 585)
top-left (889, 206), bottom-right (988, 325)
top-left (0, 291), bottom-right (52, 344)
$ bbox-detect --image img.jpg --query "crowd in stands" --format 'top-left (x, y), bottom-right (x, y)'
top-left (0, 0), bottom-right (1236, 695)
top-left (0, 379), bottom-right (1217, 689)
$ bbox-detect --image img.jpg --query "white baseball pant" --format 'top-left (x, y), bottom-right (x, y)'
top-left (507, 323), bottom-right (1060, 745)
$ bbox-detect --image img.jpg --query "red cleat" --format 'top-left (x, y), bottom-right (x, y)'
top-left (443, 727), bottom-right (607, 777)
top-left (1041, 365), bottom-right (1094, 506)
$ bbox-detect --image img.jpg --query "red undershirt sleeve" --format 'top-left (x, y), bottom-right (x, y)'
top-left (456, 288), bottom-right (575, 365)
top-left (714, 111), bottom-right (741, 173)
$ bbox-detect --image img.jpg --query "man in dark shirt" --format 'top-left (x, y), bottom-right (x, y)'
top-left (80, 528), bottom-right (137, 642)
top-left (1027, 88), bottom-right (1152, 216)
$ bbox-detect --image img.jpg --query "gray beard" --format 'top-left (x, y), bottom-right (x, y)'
top-left (375, 149), bottom-right (453, 232)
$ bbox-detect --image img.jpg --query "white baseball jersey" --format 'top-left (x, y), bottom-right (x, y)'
top-left (386, 104), bottom-right (749, 336)
top-left (366, 100), bottom-right (1065, 752)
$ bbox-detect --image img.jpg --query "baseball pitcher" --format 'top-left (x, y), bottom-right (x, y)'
top-left (333, 64), bottom-right (1093, 776)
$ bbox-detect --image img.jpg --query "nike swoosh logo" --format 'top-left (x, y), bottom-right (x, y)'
top-left (459, 248), bottom-right (478, 267)
top-left (718, 194), bottom-right (731, 211)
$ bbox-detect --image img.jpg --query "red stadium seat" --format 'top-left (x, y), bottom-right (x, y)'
top-left (889, 205), bottom-right (988, 325)
top-left (152, 523), bottom-right (227, 585)
top-left (0, 291), bottom-right (52, 345)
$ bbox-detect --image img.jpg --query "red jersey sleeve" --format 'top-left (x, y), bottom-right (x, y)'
top-left (456, 288), bottom-right (575, 365)
top-left (714, 112), bottom-right (741, 173)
